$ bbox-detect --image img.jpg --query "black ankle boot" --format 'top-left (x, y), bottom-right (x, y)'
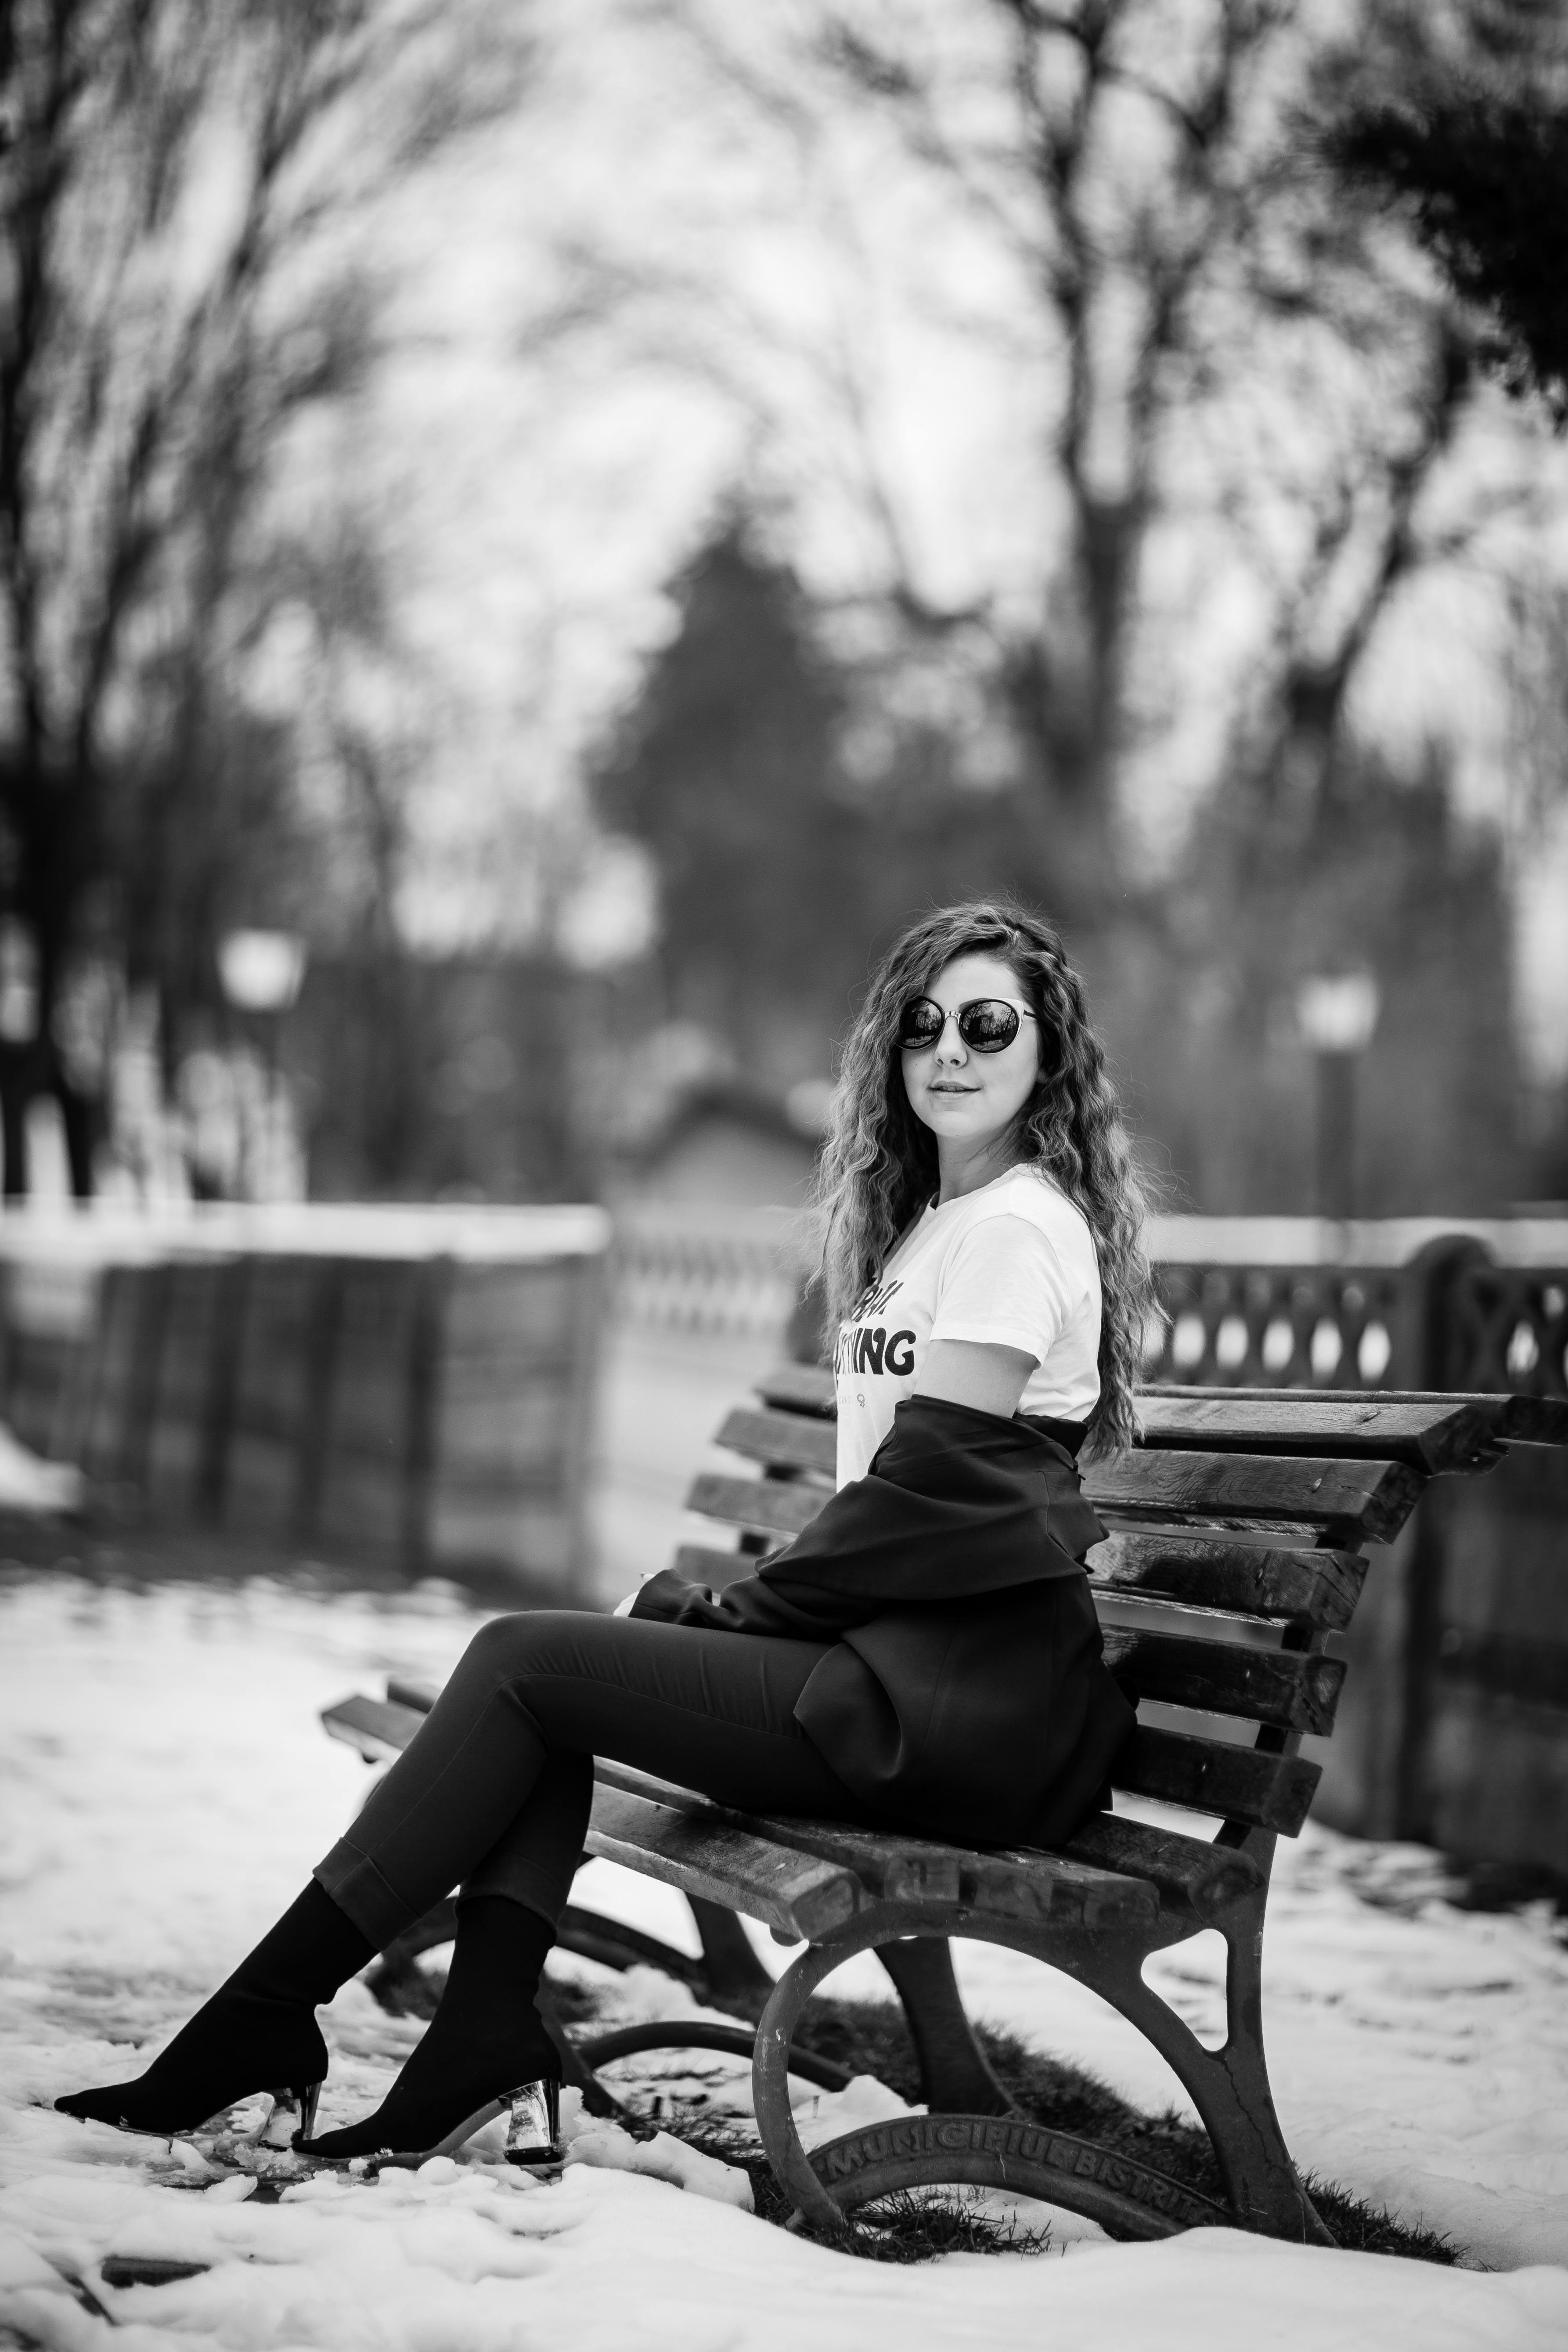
top-left (56, 1881), bottom-right (373, 2138)
top-left (297, 1896), bottom-right (562, 2167)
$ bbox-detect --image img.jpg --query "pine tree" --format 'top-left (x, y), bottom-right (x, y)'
top-left (1323, 4), bottom-right (1568, 422)
top-left (593, 524), bottom-right (866, 1071)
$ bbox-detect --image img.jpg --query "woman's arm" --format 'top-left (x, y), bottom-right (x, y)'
top-left (914, 1336), bottom-right (1037, 1420)
top-left (631, 1388), bottom-right (1097, 1633)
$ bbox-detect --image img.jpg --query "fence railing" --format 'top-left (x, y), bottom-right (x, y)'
top-left (601, 1205), bottom-right (1568, 1398)
top-left (1430, 1259), bottom-right (1568, 1397)
top-left (1145, 1262), bottom-right (1409, 1389)
top-left (606, 1203), bottom-right (806, 1341)
top-left (1149, 1243), bottom-right (1568, 1400)
top-left (7, 1203), bottom-right (1564, 1396)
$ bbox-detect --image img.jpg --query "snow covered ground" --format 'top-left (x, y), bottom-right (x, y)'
top-left (3, 1571), bottom-right (1567, 2351)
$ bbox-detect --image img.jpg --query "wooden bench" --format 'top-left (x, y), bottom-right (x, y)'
top-left (323, 1372), bottom-right (1567, 2244)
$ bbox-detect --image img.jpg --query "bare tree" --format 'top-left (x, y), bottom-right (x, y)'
top-left (660, 1), bottom-right (1557, 913)
top-left (0, 0), bottom-right (530, 1193)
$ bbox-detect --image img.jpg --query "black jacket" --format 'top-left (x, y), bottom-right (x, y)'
top-left (630, 1394), bottom-right (1134, 1848)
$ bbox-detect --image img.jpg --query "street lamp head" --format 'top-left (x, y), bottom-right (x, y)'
top-left (218, 929), bottom-right (308, 1014)
top-left (1296, 971), bottom-right (1380, 1057)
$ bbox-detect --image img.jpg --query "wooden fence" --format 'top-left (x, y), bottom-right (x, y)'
top-left (0, 1208), bottom-right (608, 1593)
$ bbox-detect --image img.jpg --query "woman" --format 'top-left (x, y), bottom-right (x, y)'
top-left (57, 899), bottom-right (1149, 2171)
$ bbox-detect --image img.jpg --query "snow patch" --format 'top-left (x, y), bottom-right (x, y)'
top-left (3, 1574), bottom-right (1568, 2349)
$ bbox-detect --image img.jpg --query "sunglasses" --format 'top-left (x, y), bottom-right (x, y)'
top-left (897, 996), bottom-right (1039, 1053)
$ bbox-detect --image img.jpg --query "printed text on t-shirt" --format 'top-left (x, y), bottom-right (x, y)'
top-left (836, 1277), bottom-right (916, 1378)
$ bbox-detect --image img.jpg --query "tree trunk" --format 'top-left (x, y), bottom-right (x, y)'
top-left (55, 1069), bottom-right (97, 1199)
top-left (0, 1041), bottom-right (38, 1198)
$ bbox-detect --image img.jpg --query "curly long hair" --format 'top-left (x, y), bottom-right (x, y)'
top-left (810, 900), bottom-right (1154, 1451)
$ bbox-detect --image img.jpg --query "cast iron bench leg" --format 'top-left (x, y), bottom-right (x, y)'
top-left (750, 1916), bottom-right (1224, 2240)
top-left (746, 1908), bottom-right (1326, 2243)
top-left (874, 1937), bottom-right (1012, 2115)
top-left (1075, 1886), bottom-right (1333, 2245)
top-left (687, 1894), bottom-right (774, 1999)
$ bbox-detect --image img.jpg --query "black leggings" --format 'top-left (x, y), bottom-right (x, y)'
top-left (315, 1610), bottom-right (868, 1948)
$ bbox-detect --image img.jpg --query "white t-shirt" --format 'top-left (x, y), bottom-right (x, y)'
top-left (832, 1165), bottom-right (1101, 1488)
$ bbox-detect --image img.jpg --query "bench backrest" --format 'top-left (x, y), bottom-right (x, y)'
top-left (675, 1371), bottom-right (1543, 1845)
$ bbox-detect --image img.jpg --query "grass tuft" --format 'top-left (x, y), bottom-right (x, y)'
top-left (610, 1984), bottom-right (1464, 2267)
top-left (398, 1952), bottom-right (1466, 2265)
top-left (650, 2114), bottom-right (1052, 2261)
top-left (1298, 2178), bottom-right (1461, 2265)
top-left (815, 2190), bottom-right (1053, 2264)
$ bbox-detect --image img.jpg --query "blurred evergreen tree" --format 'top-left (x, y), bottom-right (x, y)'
top-left (595, 526), bottom-right (868, 1077)
top-left (593, 523), bottom-right (1071, 1083)
top-left (1321, 1), bottom-right (1568, 424)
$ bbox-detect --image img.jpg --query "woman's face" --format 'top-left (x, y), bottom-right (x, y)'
top-left (899, 950), bottom-right (1042, 1154)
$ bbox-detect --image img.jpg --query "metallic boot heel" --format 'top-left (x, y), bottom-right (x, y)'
top-left (302, 2081), bottom-right (563, 2172)
top-left (259, 2081), bottom-right (322, 2148)
top-left (504, 2080), bottom-right (562, 2168)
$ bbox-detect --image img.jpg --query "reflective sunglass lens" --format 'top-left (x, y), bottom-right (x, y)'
top-left (958, 1001), bottom-right (1020, 1050)
top-left (897, 1000), bottom-right (944, 1048)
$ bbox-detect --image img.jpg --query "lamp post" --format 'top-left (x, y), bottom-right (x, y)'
top-left (217, 930), bottom-right (307, 1198)
top-left (1296, 972), bottom-right (1380, 1221)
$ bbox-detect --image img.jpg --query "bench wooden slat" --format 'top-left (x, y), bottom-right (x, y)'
top-left (1111, 1726), bottom-right (1321, 1834)
top-left (594, 1762), bottom-right (1161, 1931)
top-left (681, 1535), bottom-right (1359, 1642)
top-left (724, 1397), bottom-right (1447, 1544)
top-left (588, 1781), bottom-right (863, 1942)
top-left (717, 1404), bottom-right (837, 1477)
top-left (321, 1693), bottom-right (427, 1763)
top-left (324, 1696), bottom-right (1169, 1922)
top-left (1163, 1385), bottom-right (1568, 1450)
top-left (387, 1676), bottom-right (439, 1713)
top-left (691, 1450), bottom-right (1421, 1547)
top-left (756, 1362), bottom-right (836, 1417)
top-left (1101, 1627), bottom-right (1345, 1735)
top-left (1135, 1393), bottom-right (1499, 1473)
top-left (753, 1365), bottom-right (1564, 1451)
top-left (677, 1533), bottom-right (1359, 1642)
top-left (1087, 1533), bottom-right (1366, 1629)
top-left (1084, 1448), bottom-right (1421, 1545)
top-left (688, 1471), bottom-right (827, 1538)
top-left (713, 1425), bottom-right (1372, 1624)
top-left (325, 1692), bottom-right (1257, 1924)
top-left (653, 1543), bottom-right (1363, 1693)
top-left (1059, 1811), bottom-right (1265, 1923)
top-left (1446, 1393), bottom-right (1568, 1447)
top-left (646, 1510), bottom-right (1342, 1734)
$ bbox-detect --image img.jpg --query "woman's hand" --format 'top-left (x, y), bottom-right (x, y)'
top-left (913, 1337), bottom-right (1037, 1420)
